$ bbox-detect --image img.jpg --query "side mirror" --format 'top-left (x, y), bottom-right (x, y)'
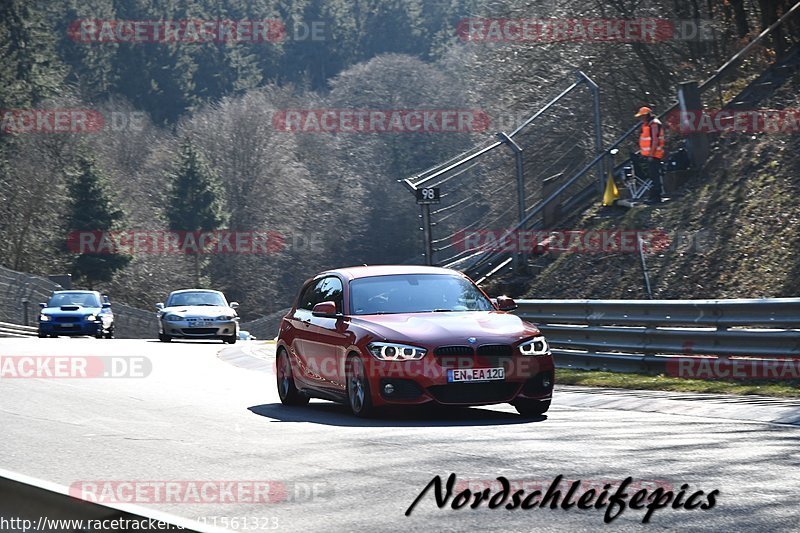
top-left (495, 295), bottom-right (518, 312)
top-left (102, 303), bottom-right (111, 308)
top-left (39, 302), bottom-right (47, 309)
top-left (230, 302), bottom-right (240, 310)
top-left (312, 301), bottom-right (339, 318)
top-left (155, 303), bottom-right (164, 310)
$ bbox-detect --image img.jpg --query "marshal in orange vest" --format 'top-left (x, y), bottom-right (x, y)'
top-left (635, 106), bottom-right (665, 159)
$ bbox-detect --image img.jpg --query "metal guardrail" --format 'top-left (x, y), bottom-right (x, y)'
top-left (514, 298), bottom-right (800, 374)
top-left (0, 468), bottom-right (223, 533)
top-left (0, 321), bottom-right (38, 338)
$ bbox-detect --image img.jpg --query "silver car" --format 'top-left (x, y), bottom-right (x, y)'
top-left (156, 289), bottom-right (240, 344)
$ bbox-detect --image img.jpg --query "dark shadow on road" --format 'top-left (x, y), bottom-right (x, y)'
top-left (144, 340), bottom-right (226, 344)
top-left (248, 401), bottom-right (545, 427)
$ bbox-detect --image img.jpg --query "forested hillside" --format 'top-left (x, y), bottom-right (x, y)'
top-left (1, 0), bottom-right (796, 318)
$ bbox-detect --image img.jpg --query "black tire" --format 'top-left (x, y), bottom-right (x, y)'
top-left (104, 327), bottom-right (114, 339)
top-left (224, 335), bottom-right (237, 344)
top-left (37, 332), bottom-right (47, 338)
top-left (49, 334), bottom-right (58, 338)
top-left (277, 349), bottom-right (309, 406)
top-left (514, 399), bottom-right (551, 417)
top-left (346, 355), bottom-right (375, 418)
top-left (158, 334), bottom-right (171, 343)
top-left (95, 332), bottom-right (104, 339)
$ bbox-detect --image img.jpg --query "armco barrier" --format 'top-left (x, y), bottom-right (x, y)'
top-left (0, 468), bottom-right (223, 533)
top-left (514, 298), bottom-right (800, 374)
top-left (0, 321), bottom-right (37, 338)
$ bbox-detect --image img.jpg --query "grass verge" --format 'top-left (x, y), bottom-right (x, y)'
top-left (556, 369), bottom-right (800, 398)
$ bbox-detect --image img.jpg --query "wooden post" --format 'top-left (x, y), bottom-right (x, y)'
top-left (678, 81), bottom-right (710, 169)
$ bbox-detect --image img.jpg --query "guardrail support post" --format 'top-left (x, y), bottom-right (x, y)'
top-left (22, 300), bottom-right (29, 326)
top-left (421, 204), bottom-right (433, 266)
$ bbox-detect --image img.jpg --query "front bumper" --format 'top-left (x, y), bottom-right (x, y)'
top-left (160, 319), bottom-right (238, 338)
top-left (39, 321), bottom-right (103, 336)
top-left (364, 354), bottom-right (555, 407)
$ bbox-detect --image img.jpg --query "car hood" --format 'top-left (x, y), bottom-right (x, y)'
top-left (348, 311), bottom-right (540, 345)
top-left (42, 305), bottom-right (102, 316)
top-left (161, 305), bottom-right (236, 317)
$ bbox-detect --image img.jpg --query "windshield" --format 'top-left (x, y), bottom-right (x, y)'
top-left (167, 291), bottom-right (227, 307)
top-left (349, 274), bottom-right (494, 315)
top-left (47, 292), bottom-right (101, 308)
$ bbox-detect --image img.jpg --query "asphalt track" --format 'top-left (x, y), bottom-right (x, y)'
top-left (1, 338), bottom-right (799, 532)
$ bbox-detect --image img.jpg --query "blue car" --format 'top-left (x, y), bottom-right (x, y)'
top-left (38, 290), bottom-right (114, 339)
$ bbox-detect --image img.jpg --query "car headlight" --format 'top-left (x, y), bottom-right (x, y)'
top-left (85, 314), bottom-right (97, 321)
top-left (368, 342), bottom-right (427, 361)
top-left (39, 314), bottom-right (51, 322)
top-left (519, 336), bottom-right (549, 356)
top-left (215, 315), bottom-right (234, 321)
top-left (164, 314), bottom-right (182, 321)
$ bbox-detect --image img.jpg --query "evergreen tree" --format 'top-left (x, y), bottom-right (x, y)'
top-left (167, 138), bottom-right (228, 286)
top-left (66, 153), bottom-right (130, 289)
top-left (0, 0), bottom-right (66, 110)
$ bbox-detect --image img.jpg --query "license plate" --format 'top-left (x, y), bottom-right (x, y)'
top-left (447, 367), bottom-right (505, 382)
top-left (59, 323), bottom-right (77, 328)
top-left (188, 321), bottom-right (212, 328)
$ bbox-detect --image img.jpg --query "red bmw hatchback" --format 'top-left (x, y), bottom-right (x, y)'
top-left (276, 266), bottom-right (554, 418)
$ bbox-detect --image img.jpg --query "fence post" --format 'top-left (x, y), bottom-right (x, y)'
top-left (497, 132), bottom-right (526, 273)
top-left (577, 71), bottom-right (605, 193)
top-left (637, 233), bottom-right (653, 299)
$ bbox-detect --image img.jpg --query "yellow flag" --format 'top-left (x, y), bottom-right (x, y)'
top-left (602, 172), bottom-right (620, 206)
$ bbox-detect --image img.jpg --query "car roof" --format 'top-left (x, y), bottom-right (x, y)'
top-left (52, 290), bottom-right (99, 295)
top-left (320, 265), bottom-right (466, 281)
top-left (169, 289), bottom-right (223, 294)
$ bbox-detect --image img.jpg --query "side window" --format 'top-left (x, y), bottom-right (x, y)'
top-left (297, 277), bottom-right (343, 312)
top-left (297, 281), bottom-right (322, 311)
top-left (318, 277), bottom-right (344, 312)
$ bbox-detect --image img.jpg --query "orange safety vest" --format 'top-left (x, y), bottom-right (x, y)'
top-left (639, 117), bottom-right (665, 159)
